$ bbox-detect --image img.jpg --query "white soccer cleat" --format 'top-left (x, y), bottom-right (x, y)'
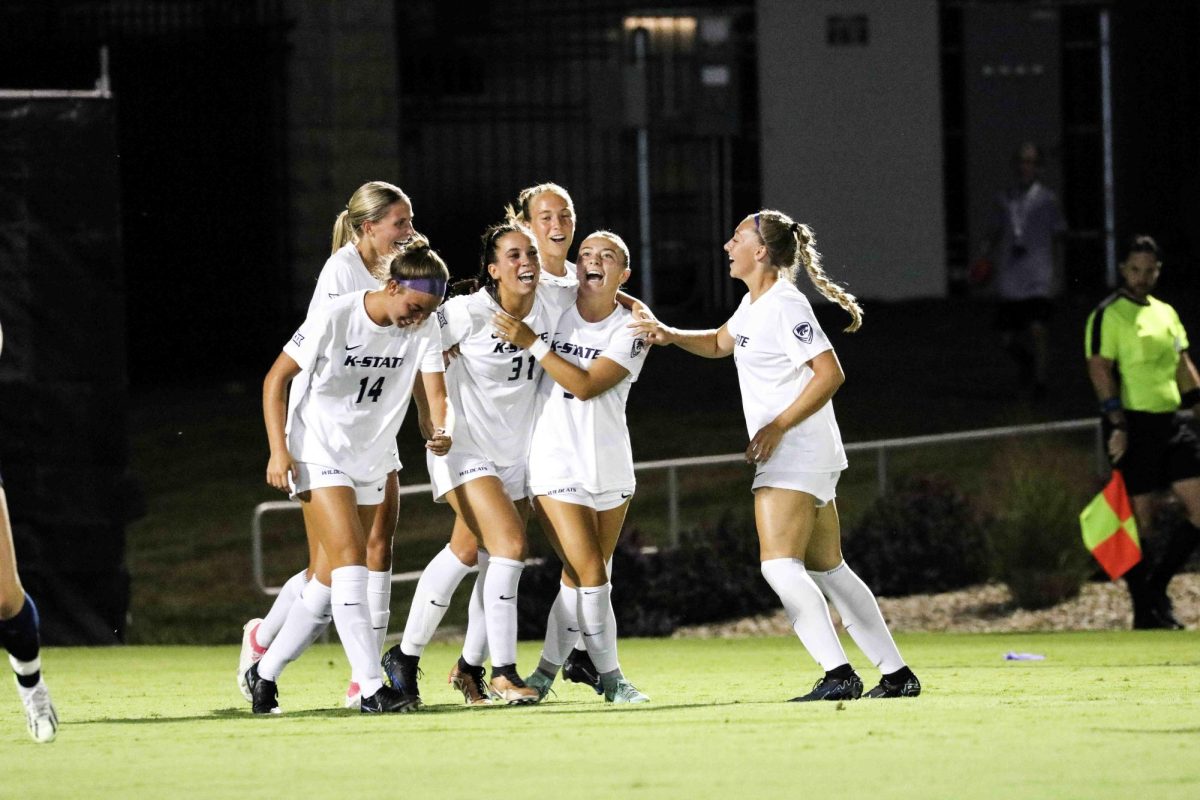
top-left (237, 618), bottom-right (266, 702)
top-left (343, 681), bottom-right (362, 710)
top-left (18, 678), bottom-right (58, 743)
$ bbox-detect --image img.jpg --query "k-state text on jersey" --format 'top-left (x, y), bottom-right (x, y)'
top-left (343, 354), bottom-right (406, 368)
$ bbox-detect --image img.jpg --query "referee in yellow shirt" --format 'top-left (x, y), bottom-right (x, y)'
top-left (1085, 235), bottom-right (1200, 629)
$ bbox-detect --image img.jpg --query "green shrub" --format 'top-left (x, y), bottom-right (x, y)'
top-left (988, 447), bottom-right (1095, 609)
top-left (842, 475), bottom-right (993, 596)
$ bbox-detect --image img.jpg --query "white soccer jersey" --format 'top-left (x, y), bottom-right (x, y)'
top-left (539, 261), bottom-right (578, 288)
top-left (289, 244), bottom-right (399, 466)
top-left (283, 291), bottom-right (443, 482)
top-left (727, 279), bottom-right (847, 472)
top-left (528, 303), bottom-right (649, 492)
top-left (309, 243), bottom-right (383, 312)
top-left (435, 282), bottom-right (575, 465)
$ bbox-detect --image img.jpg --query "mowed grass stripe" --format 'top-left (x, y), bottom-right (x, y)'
top-left (4, 633), bottom-right (1199, 800)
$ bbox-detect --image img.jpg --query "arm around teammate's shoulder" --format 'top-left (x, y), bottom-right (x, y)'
top-left (538, 353), bottom-right (630, 401)
top-left (491, 313), bottom-right (631, 401)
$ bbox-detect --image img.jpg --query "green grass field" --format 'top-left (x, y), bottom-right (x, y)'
top-left (5, 632), bottom-right (1199, 799)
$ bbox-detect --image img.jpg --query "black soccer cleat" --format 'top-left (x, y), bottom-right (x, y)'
top-left (864, 669), bottom-right (922, 698)
top-left (562, 648), bottom-right (603, 695)
top-left (360, 684), bottom-right (420, 714)
top-left (381, 645), bottom-right (423, 705)
top-left (247, 664), bottom-right (281, 715)
top-left (790, 669), bottom-right (864, 702)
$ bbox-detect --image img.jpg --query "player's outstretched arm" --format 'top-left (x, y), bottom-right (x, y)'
top-left (630, 318), bottom-right (734, 359)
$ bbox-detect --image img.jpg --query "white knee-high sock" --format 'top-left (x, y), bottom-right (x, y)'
top-left (577, 583), bottom-right (619, 674)
top-left (331, 565), bottom-right (383, 697)
top-left (400, 545), bottom-right (473, 657)
top-left (483, 556), bottom-right (524, 668)
top-left (540, 581), bottom-right (580, 669)
top-left (760, 558), bottom-right (848, 672)
top-left (461, 549), bottom-right (490, 666)
top-left (258, 569), bottom-right (308, 647)
top-left (573, 558), bottom-right (614, 653)
top-left (257, 578), bottom-right (331, 681)
top-left (809, 561), bottom-right (906, 674)
top-left (368, 570), bottom-right (391, 656)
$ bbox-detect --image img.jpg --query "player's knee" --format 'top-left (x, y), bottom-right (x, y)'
top-left (0, 591), bottom-right (27, 620)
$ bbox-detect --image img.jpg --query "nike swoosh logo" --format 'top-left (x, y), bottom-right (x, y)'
top-left (345, 344), bottom-right (364, 350)
top-left (620, 492), bottom-right (632, 499)
top-left (582, 631), bottom-right (600, 637)
top-left (499, 594), bottom-right (516, 600)
top-left (430, 600), bottom-right (449, 607)
top-left (343, 602), bottom-right (361, 606)
top-left (583, 590), bottom-right (601, 595)
top-left (567, 627), bottom-right (580, 633)
top-left (376, 486), bottom-right (384, 492)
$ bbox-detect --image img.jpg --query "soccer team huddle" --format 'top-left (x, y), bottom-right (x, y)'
top-left (238, 180), bottom-right (921, 715)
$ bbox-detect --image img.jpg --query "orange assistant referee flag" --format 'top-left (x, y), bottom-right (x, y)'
top-left (1078, 470), bottom-right (1141, 580)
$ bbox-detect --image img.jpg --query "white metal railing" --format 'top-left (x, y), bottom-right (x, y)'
top-left (250, 417), bottom-right (1103, 595)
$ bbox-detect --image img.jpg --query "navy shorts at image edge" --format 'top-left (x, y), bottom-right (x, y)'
top-left (1108, 411), bottom-right (1200, 496)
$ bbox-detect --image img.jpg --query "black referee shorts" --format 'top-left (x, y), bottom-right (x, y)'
top-left (1110, 411), bottom-right (1200, 496)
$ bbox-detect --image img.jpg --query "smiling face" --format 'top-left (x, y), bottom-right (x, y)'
top-left (1120, 251), bottom-right (1160, 300)
top-left (382, 282), bottom-right (440, 328)
top-left (526, 191), bottom-right (576, 268)
top-left (575, 234), bottom-right (629, 297)
top-left (487, 230), bottom-right (541, 298)
top-left (723, 218), bottom-right (766, 280)
top-left (362, 200), bottom-right (415, 259)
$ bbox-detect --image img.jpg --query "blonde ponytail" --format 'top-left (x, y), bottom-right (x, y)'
top-left (330, 181), bottom-right (410, 255)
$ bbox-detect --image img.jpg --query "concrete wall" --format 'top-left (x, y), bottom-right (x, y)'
top-left (284, 0), bottom-right (401, 310)
top-left (757, 0), bottom-right (945, 299)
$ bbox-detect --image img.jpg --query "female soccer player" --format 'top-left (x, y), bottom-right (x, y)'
top-left (504, 182), bottom-right (610, 691)
top-left (1085, 235), bottom-right (1200, 629)
top-left (238, 181), bottom-right (416, 708)
top-left (507, 182), bottom-right (578, 287)
top-left (633, 210), bottom-right (920, 701)
top-left (383, 222), bottom-right (574, 706)
top-left (246, 236), bottom-right (451, 714)
top-left (494, 230), bottom-right (651, 704)
top-left (0, 322), bottom-right (58, 742)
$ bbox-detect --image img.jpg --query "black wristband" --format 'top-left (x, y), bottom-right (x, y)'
top-left (1099, 397), bottom-right (1122, 414)
top-left (1182, 388), bottom-right (1200, 408)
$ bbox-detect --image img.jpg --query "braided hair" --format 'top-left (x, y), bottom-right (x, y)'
top-left (752, 209), bottom-right (863, 332)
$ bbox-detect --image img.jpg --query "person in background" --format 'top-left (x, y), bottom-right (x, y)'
top-left (633, 210), bottom-right (920, 701)
top-left (1085, 234), bottom-right (1200, 629)
top-left (978, 141), bottom-right (1067, 400)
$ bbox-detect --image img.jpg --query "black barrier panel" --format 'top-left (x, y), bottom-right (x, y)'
top-left (0, 96), bottom-right (133, 644)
